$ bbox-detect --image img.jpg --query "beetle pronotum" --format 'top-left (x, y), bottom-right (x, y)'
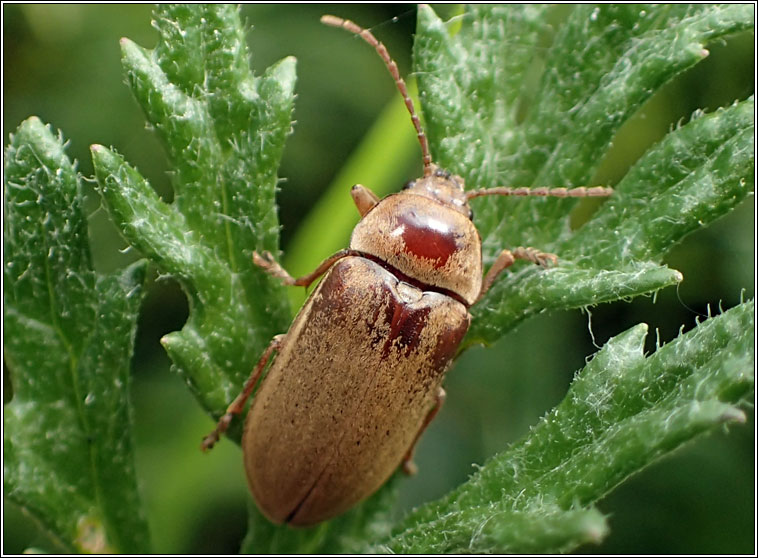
top-left (202, 13), bottom-right (612, 527)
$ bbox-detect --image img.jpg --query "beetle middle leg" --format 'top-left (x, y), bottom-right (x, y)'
top-left (476, 246), bottom-right (558, 303)
top-left (401, 387), bottom-right (447, 475)
top-left (201, 334), bottom-right (285, 451)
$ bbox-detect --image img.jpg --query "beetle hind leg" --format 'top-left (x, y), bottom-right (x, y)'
top-left (402, 387), bottom-right (446, 475)
top-left (201, 334), bottom-right (285, 451)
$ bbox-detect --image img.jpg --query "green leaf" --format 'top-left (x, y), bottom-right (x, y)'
top-left (369, 301), bottom-right (754, 554)
top-left (414, 5), bottom-right (754, 346)
top-left (92, 4), bottom-right (296, 417)
top-left (72, 4), bottom-right (752, 553)
top-left (4, 117), bottom-right (149, 553)
top-left (470, 96), bottom-right (754, 344)
top-left (241, 474), bottom-right (400, 554)
top-left (567, 97), bottom-right (755, 266)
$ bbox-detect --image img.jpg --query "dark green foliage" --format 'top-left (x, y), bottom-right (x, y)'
top-left (372, 302), bottom-right (753, 553)
top-left (4, 117), bottom-right (149, 553)
top-left (413, 5), bottom-right (753, 346)
top-left (92, 5), bottom-right (296, 417)
top-left (3, 4), bottom-right (753, 554)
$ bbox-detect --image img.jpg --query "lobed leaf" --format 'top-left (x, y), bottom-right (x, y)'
top-left (92, 4), bottom-right (296, 416)
top-left (413, 5), bottom-right (754, 347)
top-left (4, 117), bottom-right (149, 553)
top-left (566, 97), bottom-right (755, 266)
top-left (468, 96), bottom-right (754, 345)
top-left (370, 502), bottom-right (608, 554)
top-left (67, 4), bottom-right (752, 553)
top-left (236, 5), bottom-right (753, 551)
top-left (370, 301), bottom-right (754, 553)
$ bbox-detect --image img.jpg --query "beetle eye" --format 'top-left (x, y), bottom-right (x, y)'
top-left (402, 180), bottom-right (416, 190)
top-left (468, 207), bottom-right (474, 220)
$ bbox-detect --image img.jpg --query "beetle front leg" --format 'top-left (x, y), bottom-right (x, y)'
top-left (201, 334), bottom-right (285, 451)
top-left (476, 246), bottom-right (558, 303)
top-left (402, 387), bottom-right (446, 475)
top-left (253, 249), bottom-right (360, 289)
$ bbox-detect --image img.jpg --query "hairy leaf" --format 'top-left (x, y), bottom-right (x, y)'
top-left (369, 301), bottom-right (753, 553)
top-left (92, 4), bottom-right (296, 416)
top-left (413, 5), bottom-right (754, 347)
top-left (4, 117), bottom-right (149, 553)
top-left (73, 4), bottom-right (752, 553)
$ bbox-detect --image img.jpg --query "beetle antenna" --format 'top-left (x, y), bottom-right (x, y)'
top-left (466, 185), bottom-right (614, 199)
top-left (322, 14), bottom-right (433, 177)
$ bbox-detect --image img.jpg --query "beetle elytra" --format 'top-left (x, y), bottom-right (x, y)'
top-left (201, 13), bottom-right (612, 527)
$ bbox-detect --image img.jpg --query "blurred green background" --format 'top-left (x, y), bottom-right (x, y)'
top-left (3, 4), bottom-right (754, 554)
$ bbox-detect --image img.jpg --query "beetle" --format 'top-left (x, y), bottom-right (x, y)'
top-left (201, 14), bottom-right (612, 527)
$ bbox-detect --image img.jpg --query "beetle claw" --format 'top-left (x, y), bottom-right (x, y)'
top-left (201, 413), bottom-right (234, 452)
top-left (252, 250), bottom-right (275, 267)
top-left (201, 434), bottom-right (218, 452)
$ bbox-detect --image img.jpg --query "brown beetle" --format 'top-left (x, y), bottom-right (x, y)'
top-left (201, 14), bottom-right (612, 527)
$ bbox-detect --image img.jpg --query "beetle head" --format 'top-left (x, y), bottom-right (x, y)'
top-left (402, 164), bottom-right (472, 219)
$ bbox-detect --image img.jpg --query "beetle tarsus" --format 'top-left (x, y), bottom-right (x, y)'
top-left (201, 414), bottom-right (233, 452)
top-left (513, 246), bottom-right (558, 268)
top-left (253, 251), bottom-right (297, 285)
top-left (201, 435), bottom-right (217, 451)
top-left (477, 247), bottom-right (558, 302)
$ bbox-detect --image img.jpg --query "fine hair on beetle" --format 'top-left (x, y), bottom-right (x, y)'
top-left (201, 13), bottom-right (612, 527)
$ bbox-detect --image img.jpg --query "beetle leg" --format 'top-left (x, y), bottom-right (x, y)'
top-left (401, 387), bottom-right (446, 475)
top-left (201, 334), bottom-right (285, 451)
top-left (253, 249), bottom-right (360, 288)
top-left (351, 184), bottom-right (380, 216)
top-left (477, 247), bottom-right (557, 303)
